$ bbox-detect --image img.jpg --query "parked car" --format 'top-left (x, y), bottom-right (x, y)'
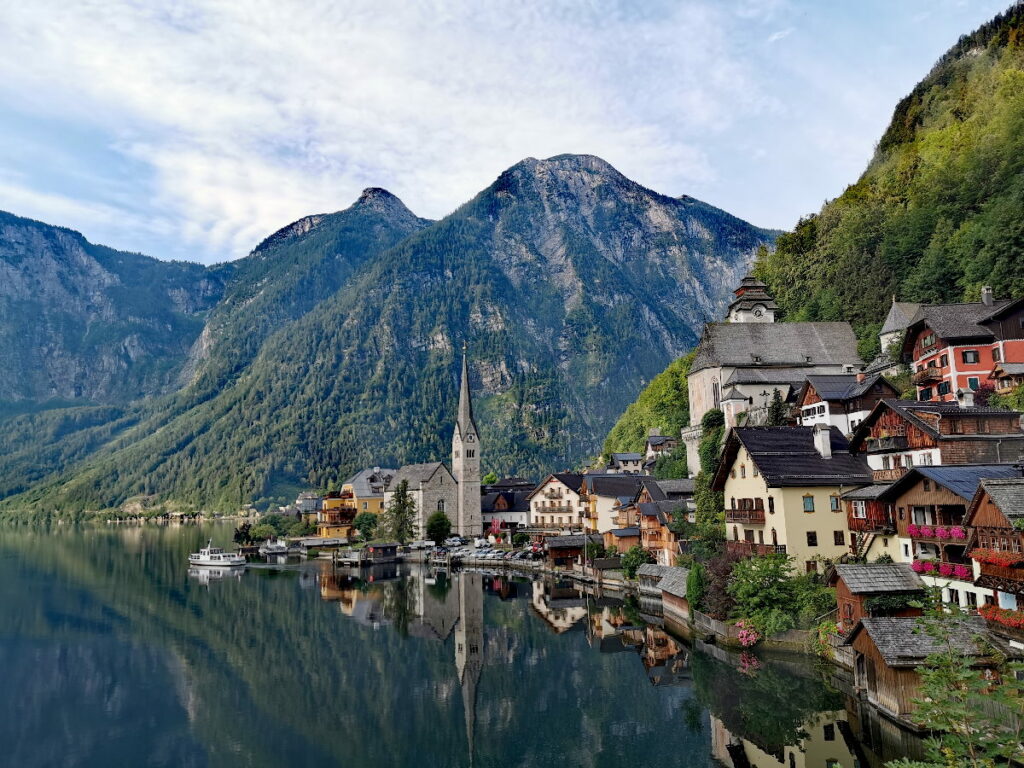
top-left (410, 540), bottom-right (433, 550)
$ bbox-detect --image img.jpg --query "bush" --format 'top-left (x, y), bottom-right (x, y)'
top-left (353, 512), bottom-right (378, 540)
top-left (687, 562), bottom-right (708, 612)
top-left (249, 523), bottom-right (276, 541)
top-left (620, 545), bottom-right (655, 579)
top-left (425, 510), bottom-right (452, 545)
top-left (513, 532), bottom-right (529, 548)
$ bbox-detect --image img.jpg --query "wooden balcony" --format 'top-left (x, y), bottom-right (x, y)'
top-left (848, 515), bottom-right (895, 533)
top-left (872, 468), bottom-right (907, 483)
top-left (865, 435), bottom-right (909, 453)
top-left (912, 368), bottom-right (943, 384)
top-left (726, 540), bottom-right (787, 557)
top-left (725, 507), bottom-right (765, 524)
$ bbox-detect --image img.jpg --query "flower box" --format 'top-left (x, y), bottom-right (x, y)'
top-left (980, 603), bottom-right (1024, 631)
top-left (969, 549), bottom-right (1024, 568)
top-left (936, 526), bottom-right (950, 540)
top-left (919, 525), bottom-right (934, 538)
top-left (950, 526), bottom-right (967, 540)
top-left (908, 523), bottom-right (920, 537)
top-left (911, 559), bottom-right (936, 573)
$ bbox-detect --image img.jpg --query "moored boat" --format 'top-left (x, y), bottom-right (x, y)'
top-left (258, 538), bottom-right (289, 556)
top-left (188, 540), bottom-right (246, 567)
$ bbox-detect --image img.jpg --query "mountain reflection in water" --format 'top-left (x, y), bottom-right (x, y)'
top-left (0, 524), bottom-right (925, 767)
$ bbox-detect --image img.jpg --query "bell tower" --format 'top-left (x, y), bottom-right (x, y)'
top-left (452, 346), bottom-right (482, 537)
top-left (727, 274), bottom-right (778, 323)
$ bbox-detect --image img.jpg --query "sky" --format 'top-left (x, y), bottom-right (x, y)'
top-left (0, 0), bottom-right (1011, 264)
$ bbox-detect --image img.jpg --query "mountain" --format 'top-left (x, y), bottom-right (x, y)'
top-left (0, 211), bottom-right (228, 406)
top-left (0, 154), bottom-right (775, 513)
top-left (756, 5), bottom-right (1024, 360)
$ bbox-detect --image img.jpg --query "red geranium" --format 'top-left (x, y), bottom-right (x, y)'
top-left (970, 549), bottom-right (1024, 567)
top-left (980, 603), bottom-right (1024, 630)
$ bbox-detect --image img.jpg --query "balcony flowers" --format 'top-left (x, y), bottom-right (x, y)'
top-left (908, 524), bottom-right (920, 537)
top-left (919, 525), bottom-right (935, 538)
top-left (911, 559), bottom-right (937, 573)
top-left (954, 565), bottom-right (972, 581)
top-left (935, 526), bottom-right (950, 540)
top-left (938, 562), bottom-right (954, 577)
top-left (979, 603), bottom-right (1024, 630)
top-left (950, 526), bottom-right (967, 540)
top-left (969, 549), bottom-right (1024, 567)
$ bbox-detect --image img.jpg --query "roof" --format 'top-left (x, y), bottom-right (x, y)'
top-left (656, 479), bottom-right (695, 497)
top-left (993, 363), bottom-right (1024, 376)
top-left (849, 399), bottom-right (1023, 448)
top-left (455, 351), bottom-right (478, 440)
top-left (832, 563), bottom-right (924, 595)
top-left (657, 567), bottom-right (690, 599)
top-left (527, 473), bottom-right (583, 500)
top-left (690, 322), bottom-right (861, 374)
top-left (611, 452), bottom-right (643, 462)
top-left (637, 564), bottom-right (671, 580)
top-left (840, 484), bottom-right (891, 501)
top-left (545, 534), bottom-right (603, 550)
top-left (801, 373), bottom-right (893, 402)
top-left (481, 489), bottom-right (531, 514)
top-left (646, 435), bottom-right (676, 447)
top-left (906, 300), bottom-right (1011, 342)
top-left (388, 462), bottom-right (451, 488)
top-left (609, 527), bottom-right (640, 537)
top-left (978, 477), bottom-right (1024, 522)
top-left (880, 464), bottom-right (1023, 503)
top-left (343, 467), bottom-right (397, 497)
top-left (714, 426), bottom-right (872, 489)
top-left (583, 474), bottom-right (647, 498)
top-left (880, 301), bottom-right (922, 337)
top-left (846, 616), bottom-right (997, 667)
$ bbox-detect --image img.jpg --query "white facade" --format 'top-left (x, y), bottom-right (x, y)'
top-left (529, 476), bottom-right (585, 531)
top-left (799, 403), bottom-right (873, 435)
top-left (451, 352), bottom-right (482, 537)
top-left (864, 447), bottom-right (941, 473)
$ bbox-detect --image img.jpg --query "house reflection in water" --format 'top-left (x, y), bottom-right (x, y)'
top-left (530, 578), bottom-right (588, 633)
top-left (710, 710), bottom-right (864, 768)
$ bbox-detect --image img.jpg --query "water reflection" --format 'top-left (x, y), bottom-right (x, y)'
top-left (0, 525), bottom-right (927, 768)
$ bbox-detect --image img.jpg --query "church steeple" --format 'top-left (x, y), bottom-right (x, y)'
top-left (452, 345), bottom-right (482, 537)
top-left (727, 273), bottom-right (778, 323)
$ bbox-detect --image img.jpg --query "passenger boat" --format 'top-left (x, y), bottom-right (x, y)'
top-left (258, 538), bottom-right (289, 556)
top-left (188, 540), bottom-right (246, 567)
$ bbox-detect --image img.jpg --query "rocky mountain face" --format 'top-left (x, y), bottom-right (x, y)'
top-left (0, 155), bottom-right (774, 513)
top-left (0, 211), bottom-right (228, 406)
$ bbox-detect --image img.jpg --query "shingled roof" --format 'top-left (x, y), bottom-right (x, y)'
top-left (388, 462), bottom-right (451, 488)
top-left (690, 322), bottom-right (862, 374)
top-left (845, 615), bottom-right (997, 667)
top-left (905, 300), bottom-right (1011, 343)
top-left (880, 465), bottom-right (1023, 504)
top-left (832, 563), bottom-right (924, 595)
top-left (849, 399), bottom-right (1024, 448)
top-left (977, 477), bottom-right (1024, 522)
top-left (656, 479), bottom-right (695, 497)
top-left (714, 426), bottom-right (872, 489)
top-left (657, 567), bottom-right (690, 599)
top-left (801, 373), bottom-right (894, 402)
top-left (880, 301), bottom-right (922, 337)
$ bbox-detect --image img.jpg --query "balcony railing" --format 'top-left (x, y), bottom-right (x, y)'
top-left (913, 368), bottom-right (944, 384)
top-left (848, 515), bottom-right (895, 533)
top-left (865, 435), bottom-right (909, 453)
top-left (872, 468), bottom-right (907, 483)
top-left (907, 524), bottom-right (968, 542)
top-left (911, 559), bottom-right (973, 581)
top-left (538, 505), bottom-right (577, 514)
top-left (725, 508), bottom-right (766, 524)
top-left (727, 541), bottom-right (787, 557)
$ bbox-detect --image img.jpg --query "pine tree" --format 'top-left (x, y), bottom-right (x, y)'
top-left (380, 480), bottom-right (418, 544)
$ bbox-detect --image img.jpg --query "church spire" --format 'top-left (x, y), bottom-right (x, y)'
top-left (457, 343), bottom-right (477, 439)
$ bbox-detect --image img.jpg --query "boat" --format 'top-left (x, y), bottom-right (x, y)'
top-left (259, 538), bottom-right (290, 556)
top-left (188, 566), bottom-right (244, 584)
top-left (188, 540), bottom-right (246, 567)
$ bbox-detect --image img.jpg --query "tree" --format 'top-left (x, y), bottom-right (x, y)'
top-left (727, 553), bottom-right (798, 635)
top-left (652, 451), bottom-right (688, 479)
top-left (765, 389), bottom-right (789, 426)
top-left (233, 522), bottom-right (252, 545)
top-left (585, 541), bottom-right (606, 562)
top-left (379, 480), bottom-right (417, 544)
top-left (481, 471), bottom-right (499, 485)
top-left (249, 523), bottom-right (276, 541)
top-left (513, 532), bottom-right (529, 548)
top-left (352, 512), bottom-right (378, 540)
top-left (425, 510), bottom-right (452, 545)
top-left (620, 545), bottom-right (655, 579)
top-left (686, 561), bottom-right (708, 612)
top-left (888, 589), bottom-right (1024, 768)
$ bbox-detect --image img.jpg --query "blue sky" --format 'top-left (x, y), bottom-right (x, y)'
top-left (0, 0), bottom-right (1011, 264)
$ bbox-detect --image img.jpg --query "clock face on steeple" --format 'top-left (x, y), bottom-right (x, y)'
top-left (753, 306), bottom-right (764, 317)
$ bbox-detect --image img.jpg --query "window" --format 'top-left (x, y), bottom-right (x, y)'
top-left (740, 464), bottom-right (746, 478)
top-left (437, 499), bottom-right (445, 512)
top-left (947, 588), bottom-right (960, 606)
top-left (923, 479), bottom-right (931, 491)
top-left (803, 495), bottom-right (815, 513)
top-left (768, 496), bottom-right (775, 514)
top-left (922, 332), bottom-right (936, 348)
top-left (466, 449), bottom-right (475, 458)
top-left (744, 529), bottom-right (755, 543)
top-left (362, 502), bottom-right (367, 511)
top-left (968, 376), bottom-right (980, 391)
top-left (752, 465), bottom-right (759, 477)
top-left (806, 560), bottom-right (818, 574)
top-left (852, 500), bottom-right (866, 519)
top-left (882, 455), bottom-right (891, 470)
top-left (993, 347), bottom-right (1001, 363)
top-left (940, 353), bottom-right (948, 367)
top-left (921, 453), bottom-right (934, 466)
top-left (834, 530), bottom-right (845, 546)
top-left (713, 381), bottom-right (721, 408)
top-left (951, 419), bottom-right (964, 434)
top-left (903, 543), bottom-right (910, 558)
top-left (962, 350), bottom-right (980, 365)
top-left (966, 591), bottom-right (978, 608)
top-left (937, 381), bottom-right (951, 396)
top-left (823, 724), bottom-right (836, 742)
top-left (830, 495), bottom-right (841, 512)
top-left (919, 387), bottom-right (932, 401)
top-left (807, 531), bottom-right (818, 547)
top-left (906, 454), bottom-right (914, 468)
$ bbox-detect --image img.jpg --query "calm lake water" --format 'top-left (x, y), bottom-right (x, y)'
top-left (0, 523), bottom-right (924, 767)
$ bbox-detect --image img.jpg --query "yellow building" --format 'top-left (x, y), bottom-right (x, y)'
top-left (712, 425), bottom-right (873, 572)
top-left (342, 467), bottom-right (396, 516)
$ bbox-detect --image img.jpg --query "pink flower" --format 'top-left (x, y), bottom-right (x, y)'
top-left (950, 526), bottom-right (966, 540)
top-left (936, 527), bottom-right (950, 539)
top-left (954, 565), bottom-right (972, 580)
top-left (908, 524), bottom-right (920, 537)
top-left (911, 560), bottom-right (926, 573)
top-left (938, 562), bottom-right (954, 576)
top-left (919, 526), bottom-right (934, 538)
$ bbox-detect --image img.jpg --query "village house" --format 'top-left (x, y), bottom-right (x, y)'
top-left (296, 491), bottom-right (323, 513)
top-left (900, 290), bottom-right (1024, 402)
top-left (796, 373), bottom-right (899, 435)
top-left (341, 467), bottom-right (395, 516)
top-left (964, 477), bottom-right (1024, 623)
top-left (990, 361), bottom-right (1024, 394)
top-left (878, 464), bottom-right (1023, 609)
top-left (543, 534), bottom-right (603, 570)
top-left (638, 499), bottom-right (686, 566)
top-left (827, 563), bottom-right (924, 634)
top-left (712, 425), bottom-right (873, 571)
top-left (581, 474), bottom-right (648, 534)
top-left (481, 488), bottom-right (531, 534)
top-left (527, 473), bottom-right (585, 532)
top-left (682, 275), bottom-right (862, 474)
top-left (839, 484), bottom-right (901, 561)
top-left (656, 566), bottom-right (690, 625)
top-left (845, 615), bottom-right (1009, 728)
top-left (644, 428), bottom-right (678, 468)
top-left (607, 452), bottom-right (644, 474)
top-left (847, 397), bottom-right (1024, 484)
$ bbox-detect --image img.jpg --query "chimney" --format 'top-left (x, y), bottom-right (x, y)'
top-left (957, 389), bottom-right (975, 409)
top-left (813, 423), bottom-right (832, 459)
top-left (856, 371), bottom-right (866, 384)
top-left (981, 285), bottom-right (994, 307)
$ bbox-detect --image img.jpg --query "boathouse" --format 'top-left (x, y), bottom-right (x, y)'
top-left (828, 563), bottom-right (924, 634)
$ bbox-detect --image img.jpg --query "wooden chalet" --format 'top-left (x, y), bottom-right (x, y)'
top-left (796, 372), bottom-right (898, 434)
top-left (845, 615), bottom-right (1009, 728)
top-left (828, 563), bottom-right (924, 633)
top-left (848, 399), bottom-right (1024, 484)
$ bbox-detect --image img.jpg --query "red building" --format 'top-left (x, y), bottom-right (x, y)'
top-left (901, 291), bottom-right (1024, 403)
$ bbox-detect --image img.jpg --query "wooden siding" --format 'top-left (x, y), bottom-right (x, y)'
top-left (850, 632), bottom-right (923, 724)
top-left (890, 478), bottom-right (969, 537)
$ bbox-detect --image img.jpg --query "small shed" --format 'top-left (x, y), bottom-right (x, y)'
top-left (637, 564), bottom-right (671, 597)
top-left (829, 563), bottom-right (924, 631)
top-left (657, 567), bottom-right (690, 622)
top-left (366, 542), bottom-right (399, 563)
top-left (603, 526), bottom-right (640, 552)
top-left (545, 534), bottom-right (602, 568)
top-left (845, 615), bottom-right (1004, 727)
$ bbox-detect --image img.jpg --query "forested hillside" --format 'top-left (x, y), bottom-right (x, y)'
top-left (0, 155), bottom-right (773, 513)
top-left (756, 5), bottom-right (1024, 359)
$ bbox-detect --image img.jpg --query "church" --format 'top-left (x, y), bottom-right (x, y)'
top-left (383, 350), bottom-right (483, 537)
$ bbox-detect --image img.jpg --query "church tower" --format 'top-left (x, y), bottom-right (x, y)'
top-left (452, 347), bottom-right (482, 537)
top-left (726, 274), bottom-right (778, 323)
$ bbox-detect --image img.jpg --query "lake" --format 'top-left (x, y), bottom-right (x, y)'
top-left (0, 523), bottom-right (923, 767)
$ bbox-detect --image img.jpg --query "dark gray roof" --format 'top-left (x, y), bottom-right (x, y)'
top-left (584, 474), bottom-right (647, 498)
top-left (657, 567), bottom-right (690, 598)
top-left (910, 300), bottom-right (1010, 341)
top-left (718, 426), bottom-right (872, 488)
top-left (880, 301), bottom-right (922, 336)
top-left (850, 399), bottom-right (1024, 447)
top-left (690, 322), bottom-right (861, 374)
top-left (840, 484), bottom-right (891, 501)
top-left (882, 465), bottom-right (1023, 503)
top-left (995, 363), bottom-right (1024, 376)
top-left (848, 616), bottom-right (995, 667)
top-left (833, 563), bottom-right (924, 595)
top-left (611, 452), bottom-right (643, 462)
top-left (343, 467), bottom-right (397, 497)
top-left (637, 564), bottom-right (671, 579)
top-left (656, 479), bottom-right (695, 497)
top-left (609, 527), bottom-right (640, 537)
top-left (646, 435), bottom-right (676, 447)
top-left (724, 369), bottom-right (805, 386)
top-left (720, 387), bottom-right (746, 402)
top-left (389, 462), bottom-right (450, 488)
top-left (803, 373), bottom-right (891, 402)
top-left (979, 478), bottom-right (1024, 521)
top-left (545, 534), bottom-right (603, 550)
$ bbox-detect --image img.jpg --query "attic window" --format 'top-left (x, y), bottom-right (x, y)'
top-left (753, 355), bottom-right (762, 363)
top-left (805, 356), bottom-right (812, 363)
